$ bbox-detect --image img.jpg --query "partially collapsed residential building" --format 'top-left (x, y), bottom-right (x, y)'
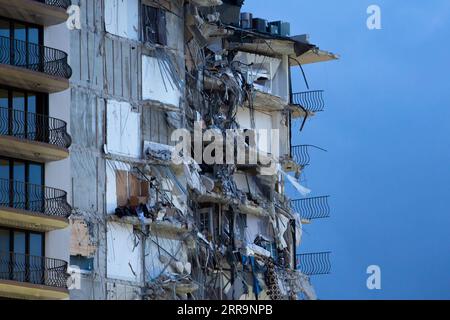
top-left (0, 0), bottom-right (336, 300)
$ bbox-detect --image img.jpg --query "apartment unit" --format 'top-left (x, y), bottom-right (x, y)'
top-left (0, 0), bottom-right (72, 299)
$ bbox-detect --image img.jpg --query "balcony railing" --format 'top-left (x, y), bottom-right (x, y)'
top-left (35, 0), bottom-right (72, 9)
top-left (291, 90), bottom-right (325, 113)
top-left (296, 252), bottom-right (331, 276)
top-left (0, 179), bottom-right (71, 218)
top-left (291, 196), bottom-right (331, 220)
top-left (0, 252), bottom-right (68, 288)
top-left (0, 107), bottom-right (71, 149)
top-left (0, 36), bottom-right (72, 79)
top-left (291, 145), bottom-right (327, 167)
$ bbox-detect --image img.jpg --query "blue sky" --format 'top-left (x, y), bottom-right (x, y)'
top-left (243, 0), bottom-right (450, 299)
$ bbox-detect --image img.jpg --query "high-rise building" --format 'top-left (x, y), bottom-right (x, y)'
top-left (0, 0), bottom-right (337, 300)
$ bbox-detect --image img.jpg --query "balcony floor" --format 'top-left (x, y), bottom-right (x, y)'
top-left (0, 63), bottom-right (69, 94)
top-left (0, 279), bottom-right (69, 300)
top-left (0, 135), bottom-right (69, 163)
top-left (0, 0), bottom-right (69, 26)
top-left (0, 207), bottom-right (69, 232)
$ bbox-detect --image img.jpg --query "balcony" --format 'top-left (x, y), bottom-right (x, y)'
top-left (0, 0), bottom-right (70, 26)
top-left (0, 179), bottom-right (71, 232)
top-left (284, 145), bottom-right (327, 173)
top-left (0, 107), bottom-right (71, 162)
top-left (291, 196), bottom-right (330, 222)
top-left (0, 252), bottom-right (69, 300)
top-left (296, 252), bottom-right (331, 276)
top-left (0, 36), bottom-right (72, 93)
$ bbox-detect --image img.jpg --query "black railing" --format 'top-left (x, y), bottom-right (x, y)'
top-left (291, 90), bottom-right (325, 113)
top-left (0, 36), bottom-right (72, 79)
top-left (291, 145), bottom-right (327, 167)
top-left (0, 252), bottom-right (68, 288)
top-left (0, 107), bottom-right (71, 149)
top-left (296, 252), bottom-right (331, 276)
top-left (0, 179), bottom-right (71, 218)
top-left (36, 0), bottom-right (72, 9)
top-left (291, 196), bottom-right (330, 220)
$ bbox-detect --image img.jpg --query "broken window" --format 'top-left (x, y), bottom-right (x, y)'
top-left (142, 5), bottom-right (167, 46)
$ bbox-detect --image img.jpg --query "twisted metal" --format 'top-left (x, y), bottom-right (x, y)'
top-left (296, 252), bottom-right (331, 276)
top-left (291, 196), bottom-right (330, 221)
top-left (291, 145), bottom-right (327, 167)
top-left (0, 252), bottom-right (68, 288)
top-left (0, 178), bottom-right (71, 218)
top-left (0, 36), bottom-right (72, 79)
top-left (37, 0), bottom-right (72, 9)
top-left (0, 107), bottom-right (71, 149)
top-left (291, 90), bottom-right (325, 113)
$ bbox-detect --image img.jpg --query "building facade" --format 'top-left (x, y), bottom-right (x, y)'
top-left (0, 0), bottom-right (336, 300)
top-left (0, 0), bottom-right (72, 300)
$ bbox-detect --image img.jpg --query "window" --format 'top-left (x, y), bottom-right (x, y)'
top-left (0, 157), bottom-right (44, 211)
top-left (0, 86), bottom-right (48, 141)
top-left (0, 17), bottom-right (43, 66)
top-left (142, 5), bottom-right (167, 46)
top-left (0, 228), bottom-right (45, 284)
top-left (70, 255), bottom-right (94, 272)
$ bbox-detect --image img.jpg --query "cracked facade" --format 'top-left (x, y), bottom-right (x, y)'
top-left (0, 0), bottom-right (337, 300)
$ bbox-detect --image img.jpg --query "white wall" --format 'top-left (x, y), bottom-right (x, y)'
top-left (104, 0), bottom-right (139, 40)
top-left (43, 24), bottom-right (71, 262)
top-left (236, 109), bottom-right (273, 153)
top-left (106, 100), bottom-right (141, 158)
top-left (142, 55), bottom-right (182, 107)
top-left (107, 222), bottom-right (142, 283)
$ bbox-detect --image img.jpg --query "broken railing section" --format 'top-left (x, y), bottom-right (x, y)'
top-left (291, 196), bottom-right (331, 221)
top-left (296, 252), bottom-right (331, 276)
top-left (290, 90), bottom-right (325, 131)
top-left (290, 145), bottom-right (327, 168)
top-left (291, 90), bottom-right (325, 113)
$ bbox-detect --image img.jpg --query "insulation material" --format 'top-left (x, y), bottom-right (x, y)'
top-left (106, 100), bottom-right (141, 158)
top-left (104, 0), bottom-right (139, 40)
top-left (282, 170), bottom-right (311, 196)
top-left (107, 222), bottom-right (142, 283)
top-left (294, 214), bottom-right (303, 247)
top-left (70, 220), bottom-right (96, 257)
top-left (274, 214), bottom-right (290, 250)
top-left (142, 55), bottom-right (182, 107)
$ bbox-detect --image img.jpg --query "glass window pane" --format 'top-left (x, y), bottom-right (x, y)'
top-left (29, 233), bottom-right (42, 256)
top-left (12, 92), bottom-right (25, 137)
top-left (13, 232), bottom-right (26, 282)
top-left (27, 95), bottom-right (37, 140)
top-left (29, 233), bottom-right (44, 284)
top-left (13, 161), bottom-right (25, 210)
top-left (13, 24), bottom-right (27, 66)
top-left (0, 89), bottom-right (8, 135)
top-left (0, 229), bottom-right (9, 253)
top-left (0, 20), bottom-right (10, 64)
top-left (28, 164), bottom-right (43, 212)
top-left (0, 159), bottom-right (9, 207)
top-left (0, 229), bottom-right (10, 278)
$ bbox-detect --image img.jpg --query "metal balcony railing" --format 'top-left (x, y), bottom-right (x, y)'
top-left (291, 145), bottom-right (327, 167)
top-left (0, 179), bottom-right (71, 218)
top-left (291, 196), bottom-right (330, 221)
top-left (0, 252), bottom-right (68, 288)
top-left (296, 252), bottom-right (331, 276)
top-left (0, 107), bottom-right (71, 149)
top-left (0, 36), bottom-right (72, 79)
top-left (291, 90), bottom-right (325, 113)
top-left (35, 0), bottom-right (72, 9)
